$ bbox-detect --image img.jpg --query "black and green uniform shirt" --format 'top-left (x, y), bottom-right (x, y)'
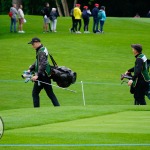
top-left (128, 53), bottom-right (150, 87)
top-left (29, 45), bottom-right (51, 77)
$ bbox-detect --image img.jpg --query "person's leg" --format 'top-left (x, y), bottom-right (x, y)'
top-left (21, 18), bottom-right (24, 32)
top-left (83, 19), bottom-right (86, 31)
top-left (54, 19), bottom-right (57, 32)
top-left (78, 19), bottom-right (81, 31)
top-left (100, 20), bottom-right (105, 32)
top-left (139, 81), bottom-right (149, 105)
top-left (32, 82), bottom-right (43, 107)
top-left (71, 16), bottom-right (75, 32)
top-left (10, 18), bottom-right (14, 32)
top-left (45, 18), bottom-right (50, 32)
top-left (20, 18), bottom-right (24, 31)
top-left (20, 23), bottom-right (23, 31)
top-left (51, 21), bottom-right (54, 31)
top-left (87, 18), bottom-right (90, 31)
top-left (43, 18), bottom-right (46, 32)
top-left (14, 18), bottom-right (17, 32)
top-left (95, 18), bottom-right (99, 32)
top-left (43, 78), bottom-right (60, 106)
top-left (72, 17), bottom-right (75, 32)
top-left (93, 18), bottom-right (96, 33)
top-left (134, 91), bottom-right (146, 105)
top-left (18, 19), bottom-right (20, 31)
top-left (134, 81), bottom-right (147, 105)
top-left (45, 23), bottom-right (48, 32)
top-left (49, 23), bottom-right (51, 32)
top-left (74, 19), bottom-right (77, 32)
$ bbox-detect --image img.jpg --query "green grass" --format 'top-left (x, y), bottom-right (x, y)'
top-left (0, 15), bottom-right (150, 149)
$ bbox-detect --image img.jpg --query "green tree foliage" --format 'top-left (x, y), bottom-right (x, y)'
top-left (0, 0), bottom-right (12, 14)
top-left (0, 0), bottom-right (150, 17)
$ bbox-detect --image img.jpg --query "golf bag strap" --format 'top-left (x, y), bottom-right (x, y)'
top-left (48, 53), bottom-right (57, 67)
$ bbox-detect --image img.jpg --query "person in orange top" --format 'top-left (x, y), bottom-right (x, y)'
top-left (73, 4), bottom-right (82, 33)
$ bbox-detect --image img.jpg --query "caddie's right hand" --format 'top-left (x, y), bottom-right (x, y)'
top-left (125, 71), bottom-right (130, 74)
top-left (31, 75), bottom-right (38, 81)
top-left (128, 80), bottom-right (133, 86)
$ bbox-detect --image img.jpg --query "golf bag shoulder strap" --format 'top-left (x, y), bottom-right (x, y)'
top-left (147, 59), bottom-right (150, 67)
top-left (48, 53), bottom-right (57, 67)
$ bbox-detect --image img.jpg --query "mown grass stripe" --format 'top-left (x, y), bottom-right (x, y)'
top-left (0, 79), bottom-right (120, 85)
top-left (0, 144), bottom-right (150, 147)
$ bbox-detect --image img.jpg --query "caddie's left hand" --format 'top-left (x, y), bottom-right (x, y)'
top-left (128, 80), bottom-right (133, 86)
top-left (31, 75), bottom-right (38, 81)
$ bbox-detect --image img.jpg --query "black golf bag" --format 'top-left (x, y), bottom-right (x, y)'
top-left (49, 53), bottom-right (77, 88)
top-left (145, 59), bottom-right (150, 99)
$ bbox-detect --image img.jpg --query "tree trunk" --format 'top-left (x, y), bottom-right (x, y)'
top-left (55, 0), bottom-right (63, 17)
top-left (74, 0), bottom-right (78, 7)
top-left (12, 0), bottom-right (22, 8)
top-left (61, 0), bottom-right (69, 16)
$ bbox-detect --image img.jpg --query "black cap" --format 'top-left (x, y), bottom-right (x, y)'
top-left (28, 37), bottom-right (41, 44)
top-left (131, 44), bottom-right (142, 53)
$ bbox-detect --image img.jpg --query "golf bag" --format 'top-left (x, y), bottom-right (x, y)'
top-left (146, 59), bottom-right (150, 99)
top-left (49, 53), bottom-right (77, 88)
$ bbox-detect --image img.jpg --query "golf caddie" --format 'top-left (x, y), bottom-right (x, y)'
top-left (27, 37), bottom-right (60, 107)
top-left (126, 44), bottom-right (150, 105)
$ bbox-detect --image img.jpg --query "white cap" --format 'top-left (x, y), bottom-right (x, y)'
top-left (52, 8), bottom-right (56, 11)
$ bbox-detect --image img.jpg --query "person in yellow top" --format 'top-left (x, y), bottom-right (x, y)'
top-left (73, 4), bottom-right (82, 33)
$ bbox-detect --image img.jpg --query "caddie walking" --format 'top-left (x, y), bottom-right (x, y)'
top-left (27, 37), bottom-right (60, 107)
top-left (126, 44), bottom-right (150, 105)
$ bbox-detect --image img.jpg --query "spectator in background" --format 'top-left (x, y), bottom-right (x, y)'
top-left (147, 10), bottom-right (150, 18)
top-left (18, 5), bottom-right (25, 33)
top-left (42, 2), bottom-right (51, 33)
top-left (92, 3), bottom-right (99, 33)
top-left (10, 3), bottom-right (18, 33)
top-left (74, 4), bottom-right (82, 34)
top-left (82, 6), bottom-right (91, 33)
top-left (70, 7), bottom-right (75, 33)
top-left (134, 13), bottom-right (140, 18)
top-left (99, 6), bottom-right (106, 33)
top-left (50, 8), bottom-right (58, 32)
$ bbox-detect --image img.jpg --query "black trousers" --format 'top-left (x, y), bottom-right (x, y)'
top-left (93, 18), bottom-right (99, 33)
top-left (74, 19), bottom-right (82, 31)
top-left (83, 18), bottom-right (89, 31)
top-left (32, 75), bottom-right (60, 107)
top-left (131, 80), bottom-right (149, 105)
top-left (71, 16), bottom-right (75, 32)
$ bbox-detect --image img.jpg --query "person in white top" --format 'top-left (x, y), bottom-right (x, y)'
top-left (18, 5), bottom-right (25, 33)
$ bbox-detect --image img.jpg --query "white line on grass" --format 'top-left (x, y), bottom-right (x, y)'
top-left (0, 80), bottom-right (122, 86)
top-left (0, 144), bottom-right (150, 147)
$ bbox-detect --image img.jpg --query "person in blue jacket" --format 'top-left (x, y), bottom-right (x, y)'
top-left (99, 6), bottom-right (106, 33)
top-left (82, 6), bottom-right (91, 33)
top-left (92, 3), bottom-right (99, 33)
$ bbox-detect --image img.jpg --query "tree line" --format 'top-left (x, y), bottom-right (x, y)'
top-left (0, 0), bottom-right (150, 17)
